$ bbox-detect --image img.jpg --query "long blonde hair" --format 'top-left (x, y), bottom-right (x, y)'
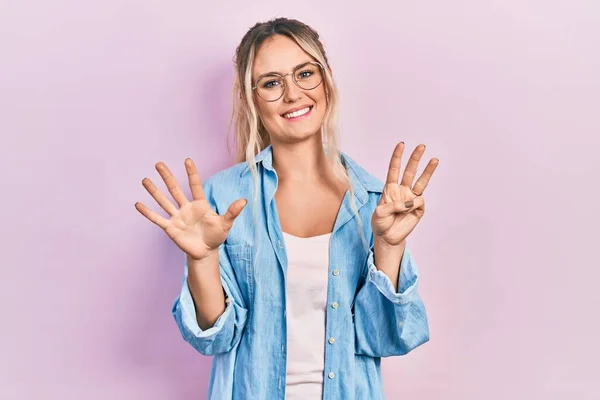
top-left (228, 17), bottom-right (368, 254)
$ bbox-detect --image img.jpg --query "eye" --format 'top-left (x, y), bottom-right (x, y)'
top-left (262, 78), bottom-right (281, 89)
top-left (297, 70), bottom-right (313, 80)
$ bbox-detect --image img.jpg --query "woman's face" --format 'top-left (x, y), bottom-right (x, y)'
top-left (251, 35), bottom-right (327, 144)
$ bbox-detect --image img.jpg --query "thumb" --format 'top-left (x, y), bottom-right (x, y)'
top-left (221, 198), bottom-right (248, 231)
top-left (375, 198), bottom-right (422, 218)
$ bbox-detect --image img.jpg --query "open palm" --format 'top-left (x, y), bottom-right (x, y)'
top-left (135, 159), bottom-right (247, 260)
top-left (371, 143), bottom-right (439, 246)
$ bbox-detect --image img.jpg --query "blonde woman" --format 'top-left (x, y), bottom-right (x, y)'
top-left (136, 17), bottom-right (439, 400)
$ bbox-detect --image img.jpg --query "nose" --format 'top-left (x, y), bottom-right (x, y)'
top-left (282, 73), bottom-right (301, 103)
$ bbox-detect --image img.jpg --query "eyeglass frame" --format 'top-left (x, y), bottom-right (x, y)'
top-left (251, 61), bottom-right (325, 102)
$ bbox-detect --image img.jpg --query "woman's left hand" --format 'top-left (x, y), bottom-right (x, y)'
top-left (371, 142), bottom-right (439, 246)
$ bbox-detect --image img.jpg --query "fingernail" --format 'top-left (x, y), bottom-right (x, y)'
top-left (405, 200), bottom-right (414, 208)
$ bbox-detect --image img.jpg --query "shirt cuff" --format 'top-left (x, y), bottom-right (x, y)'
top-left (177, 280), bottom-right (233, 339)
top-left (366, 245), bottom-right (419, 305)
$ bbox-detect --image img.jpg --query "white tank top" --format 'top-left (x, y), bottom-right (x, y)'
top-left (282, 231), bottom-right (332, 400)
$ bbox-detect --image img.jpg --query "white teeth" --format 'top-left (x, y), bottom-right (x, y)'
top-left (283, 106), bottom-right (311, 119)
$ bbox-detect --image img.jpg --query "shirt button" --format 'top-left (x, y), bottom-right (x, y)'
top-left (331, 301), bottom-right (339, 309)
top-left (332, 269), bottom-right (340, 276)
top-left (328, 337), bottom-right (336, 344)
top-left (278, 240), bottom-right (283, 249)
top-left (328, 372), bottom-right (335, 379)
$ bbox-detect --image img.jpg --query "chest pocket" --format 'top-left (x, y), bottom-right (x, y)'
top-left (224, 243), bottom-right (254, 306)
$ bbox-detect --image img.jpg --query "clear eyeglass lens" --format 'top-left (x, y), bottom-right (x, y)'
top-left (256, 63), bottom-right (323, 101)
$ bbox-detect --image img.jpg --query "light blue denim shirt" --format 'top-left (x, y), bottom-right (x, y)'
top-left (172, 144), bottom-right (429, 399)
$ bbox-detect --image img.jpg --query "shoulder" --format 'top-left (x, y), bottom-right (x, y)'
top-left (340, 152), bottom-right (384, 195)
top-left (203, 161), bottom-right (248, 189)
top-left (202, 161), bottom-right (254, 212)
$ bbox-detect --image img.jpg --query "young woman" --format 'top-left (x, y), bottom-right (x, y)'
top-left (136, 17), bottom-right (439, 400)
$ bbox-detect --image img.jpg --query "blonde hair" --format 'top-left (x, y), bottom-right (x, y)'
top-left (228, 17), bottom-right (368, 256)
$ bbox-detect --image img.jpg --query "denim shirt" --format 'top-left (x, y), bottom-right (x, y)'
top-left (172, 144), bottom-right (430, 400)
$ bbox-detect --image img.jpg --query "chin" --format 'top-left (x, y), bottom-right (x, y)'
top-left (269, 129), bottom-right (315, 145)
top-left (287, 125), bottom-right (323, 140)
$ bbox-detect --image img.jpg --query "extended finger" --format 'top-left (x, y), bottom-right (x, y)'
top-left (400, 144), bottom-right (426, 188)
top-left (386, 142), bottom-right (405, 184)
top-left (185, 158), bottom-right (205, 201)
top-left (142, 177), bottom-right (178, 216)
top-left (411, 158), bottom-right (439, 195)
top-left (155, 162), bottom-right (189, 207)
top-left (134, 201), bottom-right (169, 229)
top-left (221, 198), bottom-right (248, 231)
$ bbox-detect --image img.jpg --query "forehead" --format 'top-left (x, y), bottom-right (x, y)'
top-left (252, 35), bottom-right (314, 78)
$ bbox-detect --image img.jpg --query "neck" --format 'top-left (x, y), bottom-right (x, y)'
top-left (271, 135), bottom-right (331, 183)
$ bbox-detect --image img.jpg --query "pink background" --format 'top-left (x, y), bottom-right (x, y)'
top-left (2, 0), bottom-right (599, 399)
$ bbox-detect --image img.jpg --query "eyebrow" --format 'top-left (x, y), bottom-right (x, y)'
top-left (255, 61), bottom-right (314, 82)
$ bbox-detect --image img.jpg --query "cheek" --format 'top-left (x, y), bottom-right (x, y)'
top-left (313, 87), bottom-right (328, 106)
top-left (313, 88), bottom-right (328, 113)
top-left (258, 102), bottom-right (279, 120)
top-left (256, 102), bottom-right (281, 125)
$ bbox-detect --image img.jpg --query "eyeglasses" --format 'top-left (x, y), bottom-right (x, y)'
top-left (252, 61), bottom-right (324, 102)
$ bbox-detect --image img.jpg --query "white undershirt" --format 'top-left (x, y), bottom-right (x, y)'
top-left (282, 231), bottom-right (332, 400)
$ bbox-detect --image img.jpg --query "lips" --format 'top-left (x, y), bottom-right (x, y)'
top-left (281, 105), bottom-right (313, 119)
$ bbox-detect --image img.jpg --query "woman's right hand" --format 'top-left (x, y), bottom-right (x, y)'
top-left (135, 158), bottom-right (247, 261)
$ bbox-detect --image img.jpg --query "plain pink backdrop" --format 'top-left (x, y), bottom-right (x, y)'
top-left (2, 1), bottom-right (599, 399)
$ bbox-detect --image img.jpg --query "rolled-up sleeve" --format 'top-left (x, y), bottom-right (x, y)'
top-left (353, 245), bottom-right (430, 357)
top-left (172, 248), bottom-right (248, 356)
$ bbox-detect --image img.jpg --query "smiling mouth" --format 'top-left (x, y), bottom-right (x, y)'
top-left (281, 106), bottom-right (313, 119)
